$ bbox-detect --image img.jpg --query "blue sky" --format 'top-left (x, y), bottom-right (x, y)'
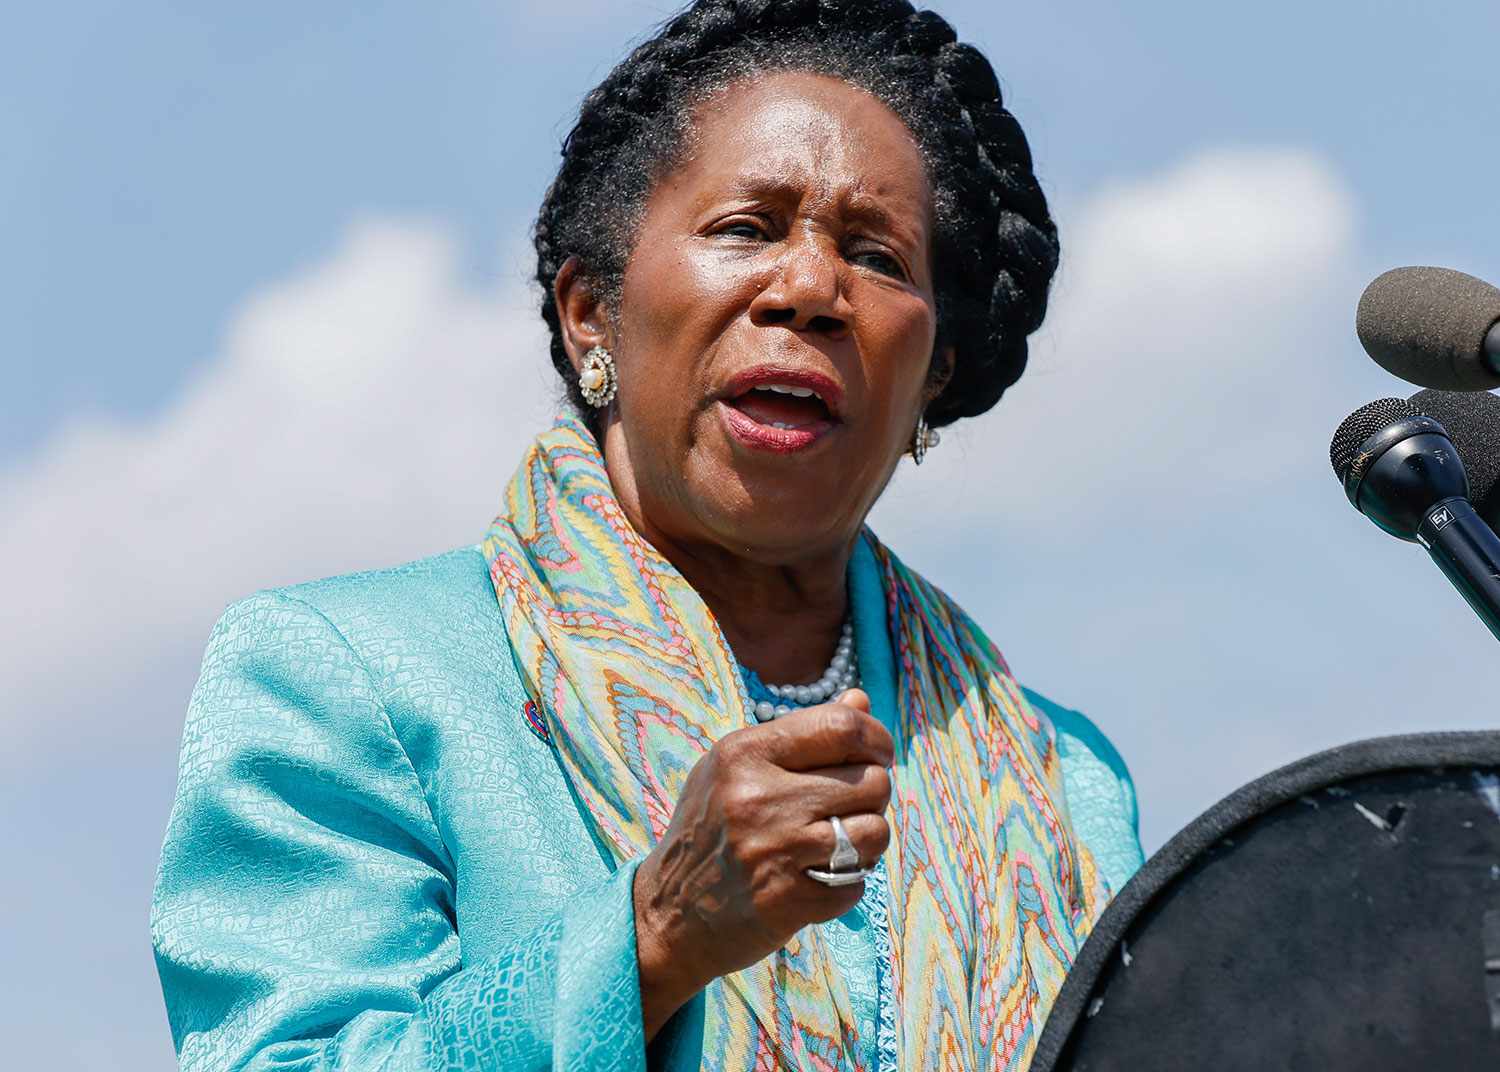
top-left (11, 1), bottom-right (1500, 461)
top-left (6, 2), bottom-right (1500, 1067)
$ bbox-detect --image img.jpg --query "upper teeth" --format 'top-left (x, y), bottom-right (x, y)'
top-left (757, 384), bottom-right (820, 399)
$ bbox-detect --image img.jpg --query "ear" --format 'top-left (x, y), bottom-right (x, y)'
top-left (922, 344), bottom-right (956, 407)
top-left (553, 255), bottom-right (614, 374)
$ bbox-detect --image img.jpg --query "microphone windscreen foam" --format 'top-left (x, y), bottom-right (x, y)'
top-left (1356, 266), bottom-right (1500, 390)
top-left (1410, 388), bottom-right (1500, 528)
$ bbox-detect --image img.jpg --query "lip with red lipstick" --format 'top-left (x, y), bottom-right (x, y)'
top-left (717, 367), bottom-right (844, 454)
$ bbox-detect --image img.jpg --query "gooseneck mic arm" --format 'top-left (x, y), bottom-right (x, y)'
top-left (1331, 398), bottom-right (1500, 644)
top-left (1416, 497), bottom-right (1500, 641)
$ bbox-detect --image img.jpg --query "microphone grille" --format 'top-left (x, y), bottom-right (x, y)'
top-left (1330, 397), bottom-right (1420, 480)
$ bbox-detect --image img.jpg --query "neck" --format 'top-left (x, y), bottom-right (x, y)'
top-left (600, 430), bottom-right (855, 686)
top-left (663, 538), bottom-right (853, 686)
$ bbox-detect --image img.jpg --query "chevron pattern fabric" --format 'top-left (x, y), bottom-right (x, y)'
top-left (481, 415), bottom-right (1108, 1071)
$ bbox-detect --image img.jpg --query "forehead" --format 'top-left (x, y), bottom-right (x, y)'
top-left (669, 70), bottom-right (932, 220)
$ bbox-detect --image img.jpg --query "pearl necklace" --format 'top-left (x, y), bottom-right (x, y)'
top-left (745, 620), bottom-right (859, 723)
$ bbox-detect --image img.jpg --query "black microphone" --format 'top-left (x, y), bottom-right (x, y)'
top-left (1330, 396), bottom-right (1500, 643)
top-left (1356, 267), bottom-right (1500, 390)
top-left (1407, 388), bottom-right (1500, 531)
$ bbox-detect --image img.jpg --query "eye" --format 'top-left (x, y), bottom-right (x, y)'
top-left (717, 218), bottom-right (771, 240)
top-left (849, 246), bottom-right (908, 280)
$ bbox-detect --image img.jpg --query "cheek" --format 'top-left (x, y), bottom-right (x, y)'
top-left (862, 299), bottom-right (938, 422)
top-left (623, 242), bottom-right (749, 360)
top-left (615, 244), bottom-right (756, 469)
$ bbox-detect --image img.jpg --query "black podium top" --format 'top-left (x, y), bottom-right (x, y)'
top-left (1033, 732), bottom-right (1500, 1072)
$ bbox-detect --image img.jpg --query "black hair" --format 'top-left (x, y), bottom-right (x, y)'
top-left (533, 0), bottom-right (1058, 429)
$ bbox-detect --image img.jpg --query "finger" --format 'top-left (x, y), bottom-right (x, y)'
top-left (799, 877), bottom-right (869, 920)
top-left (796, 811), bottom-right (891, 871)
top-left (836, 687), bottom-right (870, 713)
top-left (756, 701), bottom-right (894, 772)
top-left (783, 762), bottom-right (892, 819)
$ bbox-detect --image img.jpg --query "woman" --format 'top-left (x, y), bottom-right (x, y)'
top-left (150, 2), bottom-right (1143, 1069)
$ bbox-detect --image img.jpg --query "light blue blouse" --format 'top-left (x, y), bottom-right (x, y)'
top-left (149, 540), bottom-right (1142, 1070)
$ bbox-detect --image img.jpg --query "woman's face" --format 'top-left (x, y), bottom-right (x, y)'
top-left (578, 70), bottom-right (947, 566)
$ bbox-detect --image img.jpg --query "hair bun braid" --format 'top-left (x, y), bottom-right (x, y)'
top-left (534, 0), bottom-right (1059, 427)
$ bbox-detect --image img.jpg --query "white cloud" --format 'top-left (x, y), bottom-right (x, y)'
top-left (8, 148), bottom-right (1498, 850)
top-left (873, 147), bottom-right (1361, 533)
top-left (0, 218), bottom-right (558, 760)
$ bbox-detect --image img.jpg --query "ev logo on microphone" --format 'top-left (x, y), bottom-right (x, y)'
top-left (1429, 506), bottom-right (1455, 531)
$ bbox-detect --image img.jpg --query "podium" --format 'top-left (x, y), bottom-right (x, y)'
top-left (1033, 732), bottom-right (1500, 1071)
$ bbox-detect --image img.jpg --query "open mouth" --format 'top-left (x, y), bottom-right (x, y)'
top-left (726, 383), bottom-right (834, 430)
top-left (719, 375), bottom-right (841, 454)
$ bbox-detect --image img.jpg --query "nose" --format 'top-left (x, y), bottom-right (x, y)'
top-left (749, 234), bottom-right (851, 338)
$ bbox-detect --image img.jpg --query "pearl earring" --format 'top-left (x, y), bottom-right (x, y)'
top-left (911, 414), bottom-right (940, 464)
top-left (578, 346), bottom-right (617, 408)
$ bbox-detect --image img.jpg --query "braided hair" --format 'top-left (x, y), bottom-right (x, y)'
top-left (533, 0), bottom-right (1058, 429)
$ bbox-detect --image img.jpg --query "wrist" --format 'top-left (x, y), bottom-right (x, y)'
top-left (633, 854), bottom-right (708, 1040)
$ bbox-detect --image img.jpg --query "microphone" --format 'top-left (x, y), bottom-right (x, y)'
top-left (1356, 267), bottom-right (1500, 390)
top-left (1407, 388), bottom-right (1500, 531)
top-left (1330, 396), bottom-right (1500, 643)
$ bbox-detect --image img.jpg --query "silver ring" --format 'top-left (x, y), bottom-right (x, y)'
top-left (828, 815), bottom-right (860, 872)
top-left (804, 815), bottom-right (872, 887)
top-left (805, 865), bottom-right (873, 887)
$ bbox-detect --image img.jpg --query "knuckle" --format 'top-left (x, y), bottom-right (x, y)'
top-left (713, 729), bottom-right (747, 764)
top-left (820, 705), bottom-right (861, 743)
top-left (721, 780), bottom-right (771, 824)
top-left (732, 830), bottom-right (775, 871)
top-left (867, 764), bottom-right (892, 803)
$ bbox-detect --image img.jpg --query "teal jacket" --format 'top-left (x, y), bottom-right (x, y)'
top-left (149, 542), bottom-right (1142, 1070)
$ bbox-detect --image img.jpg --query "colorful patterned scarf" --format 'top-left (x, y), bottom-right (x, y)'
top-left (482, 415), bottom-right (1107, 1070)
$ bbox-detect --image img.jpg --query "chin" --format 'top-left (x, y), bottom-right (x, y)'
top-left (704, 484), bottom-right (859, 561)
top-left (677, 420), bottom-right (888, 557)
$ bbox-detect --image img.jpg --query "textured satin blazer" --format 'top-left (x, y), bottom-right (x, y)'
top-left (149, 539), bottom-right (1143, 1070)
